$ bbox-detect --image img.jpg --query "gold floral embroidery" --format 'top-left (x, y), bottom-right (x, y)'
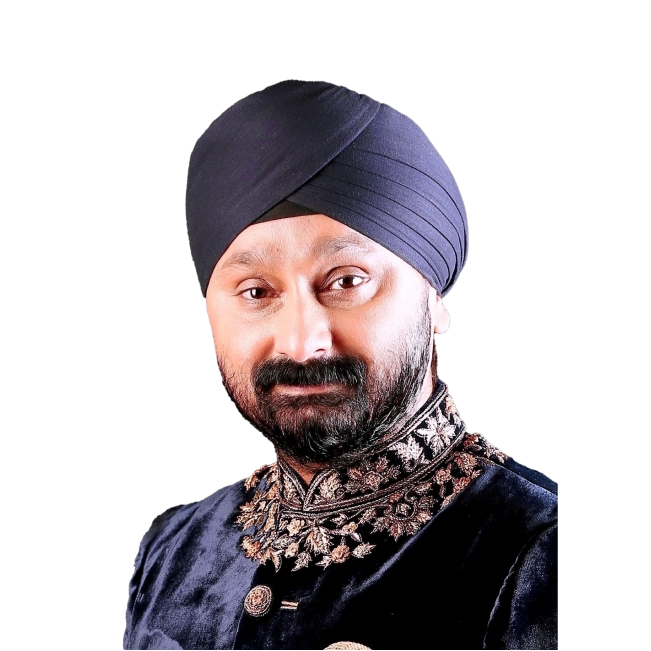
top-left (237, 385), bottom-right (507, 571)
top-left (343, 456), bottom-right (400, 495)
top-left (282, 472), bottom-right (302, 507)
top-left (314, 473), bottom-right (344, 503)
top-left (390, 436), bottom-right (424, 470)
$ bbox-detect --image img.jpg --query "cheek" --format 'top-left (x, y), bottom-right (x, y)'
top-left (360, 291), bottom-right (428, 364)
top-left (331, 293), bottom-right (425, 361)
top-left (208, 301), bottom-right (274, 374)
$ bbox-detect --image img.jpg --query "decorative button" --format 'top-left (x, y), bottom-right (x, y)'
top-left (244, 585), bottom-right (273, 617)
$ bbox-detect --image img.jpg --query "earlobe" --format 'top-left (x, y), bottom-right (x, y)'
top-left (429, 288), bottom-right (450, 334)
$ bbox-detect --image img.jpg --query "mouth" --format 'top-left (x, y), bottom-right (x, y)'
top-left (271, 383), bottom-right (348, 396)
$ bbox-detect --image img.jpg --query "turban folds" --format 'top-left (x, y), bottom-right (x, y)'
top-left (186, 80), bottom-right (468, 296)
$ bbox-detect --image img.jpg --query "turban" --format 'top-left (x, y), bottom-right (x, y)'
top-left (186, 80), bottom-right (468, 297)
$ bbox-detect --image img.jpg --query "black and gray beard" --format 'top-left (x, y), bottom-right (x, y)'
top-left (219, 294), bottom-right (434, 467)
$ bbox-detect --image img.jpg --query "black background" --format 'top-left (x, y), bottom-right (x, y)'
top-left (123, 70), bottom-right (560, 572)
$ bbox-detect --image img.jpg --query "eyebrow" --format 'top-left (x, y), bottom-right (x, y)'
top-left (218, 233), bottom-right (377, 273)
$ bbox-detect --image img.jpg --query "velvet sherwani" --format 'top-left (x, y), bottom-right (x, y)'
top-left (124, 383), bottom-right (557, 649)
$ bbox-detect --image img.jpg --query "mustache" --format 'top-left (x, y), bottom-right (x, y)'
top-left (253, 355), bottom-right (366, 393)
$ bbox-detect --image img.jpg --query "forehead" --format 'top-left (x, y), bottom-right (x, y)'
top-left (215, 214), bottom-right (386, 272)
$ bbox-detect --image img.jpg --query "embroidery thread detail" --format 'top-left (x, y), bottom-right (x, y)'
top-left (280, 600), bottom-right (299, 610)
top-left (237, 387), bottom-right (506, 571)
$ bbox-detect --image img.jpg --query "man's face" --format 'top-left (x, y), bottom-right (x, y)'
top-left (206, 214), bottom-right (449, 466)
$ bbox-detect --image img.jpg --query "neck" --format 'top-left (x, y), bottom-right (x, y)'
top-left (275, 453), bottom-right (328, 485)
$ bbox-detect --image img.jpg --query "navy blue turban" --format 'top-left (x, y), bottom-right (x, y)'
top-left (186, 80), bottom-right (468, 297)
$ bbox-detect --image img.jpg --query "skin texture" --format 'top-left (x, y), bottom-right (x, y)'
top-left (206, 214), bottom-right (450, 483)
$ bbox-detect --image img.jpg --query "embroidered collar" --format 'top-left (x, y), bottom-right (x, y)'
top-left (237, 383), bottom-right (506, 571)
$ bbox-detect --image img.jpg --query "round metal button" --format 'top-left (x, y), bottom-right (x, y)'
top-left (244, 585), bottom-right (273, 617)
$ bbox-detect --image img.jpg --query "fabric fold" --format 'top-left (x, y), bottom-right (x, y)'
top-left (186, 81), bottom-right (468, 296)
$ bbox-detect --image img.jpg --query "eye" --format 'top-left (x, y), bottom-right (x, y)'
top-left (330, 275), bottom-right (364, 290)
top-left (241, 287), bottom-right (269, 300)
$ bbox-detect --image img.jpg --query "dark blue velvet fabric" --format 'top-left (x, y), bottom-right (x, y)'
top-left (124, 459), bottom-right (557, 649)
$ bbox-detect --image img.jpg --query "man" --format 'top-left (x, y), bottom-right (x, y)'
top-left (124, 81), bottom-right (557, 650)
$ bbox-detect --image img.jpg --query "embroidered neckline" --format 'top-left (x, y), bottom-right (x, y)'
top-left (237, 383), bottom-right (507, 571)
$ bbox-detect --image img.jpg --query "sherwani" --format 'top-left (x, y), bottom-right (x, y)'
top-left (124, 382), bottom-right (557, 649)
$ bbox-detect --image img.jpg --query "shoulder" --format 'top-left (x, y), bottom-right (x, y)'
top-left (133, 479), bottom-right (247, 568)
top-left (141, 479), bottom-right (244, 547)
top-left (438, 443), bottom-right (557, 570)
top-left (462, 449), bottom-right (558, 533)
top-left (501, 456), bottom-right (557, 495)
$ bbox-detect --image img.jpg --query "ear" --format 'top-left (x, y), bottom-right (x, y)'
top-left (428, 286), bottom-right (450, 334)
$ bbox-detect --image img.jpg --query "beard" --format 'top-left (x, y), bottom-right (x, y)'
top-left (218, 290), bottom-right (434, 467)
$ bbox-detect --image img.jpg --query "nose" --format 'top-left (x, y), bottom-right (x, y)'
top-left (274, 290), bottom-right (332, 362)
